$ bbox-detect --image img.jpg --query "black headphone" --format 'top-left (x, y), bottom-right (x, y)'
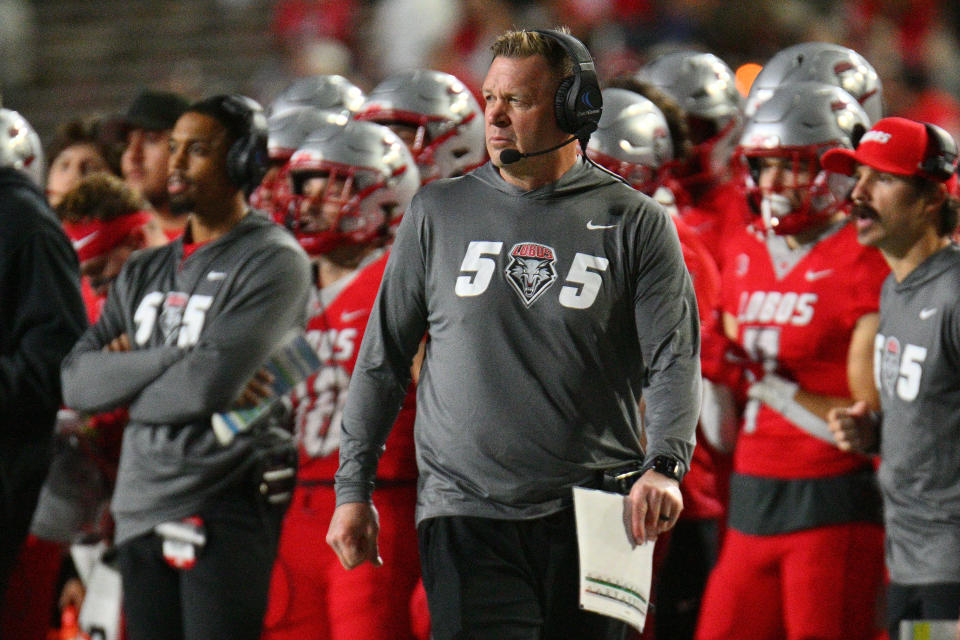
top-left (217, 94), bottom-right (269, 194)
top-left (534, 29), bottom-right (603, 140)
top-left (919, 122), bottom-right (958, 182)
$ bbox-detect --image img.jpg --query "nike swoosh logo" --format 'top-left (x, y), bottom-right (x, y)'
top-left (919, 307), bottom-right (938, 320)
top-left (586, 221), bottom-right (617, 230)
top-left (340, 309), bottom-right (367, 323)
top-left (804, 268), bottom-right (834, 281)
top-left (72, 231), bottom-right (100, 251)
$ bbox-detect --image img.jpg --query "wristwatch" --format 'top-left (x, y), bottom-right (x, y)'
top-left (641, 455), bottom-right (683, 482)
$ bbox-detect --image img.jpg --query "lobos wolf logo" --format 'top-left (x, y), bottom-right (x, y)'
top-left (505, 242), bottom-right (558, 306)
top-left (159, 292), bottom-right (189, 345)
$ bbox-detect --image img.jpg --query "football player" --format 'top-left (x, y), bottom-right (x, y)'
top-left (695, 82), bottom-right (889, 640)
top-left (249, 106), bottom-right (344, 221)
top-left (587, 87), bottom-right (731, 640)
top-left (355, 69), bottom-right (486, 184)
top-left (636, 51), bottom-right (751, 268)
top-left (744, 42), bottom-right (883, 123)
top-left (261, 120), bottom-right (423, 640)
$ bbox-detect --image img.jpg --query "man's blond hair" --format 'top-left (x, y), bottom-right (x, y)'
top-left (490, 27), bottom-right (574, 80)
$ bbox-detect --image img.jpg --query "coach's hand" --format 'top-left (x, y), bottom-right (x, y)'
top-left (327, 501), bottom-right (383, 569)
top-left (626, 470), bottom-right (683, 545)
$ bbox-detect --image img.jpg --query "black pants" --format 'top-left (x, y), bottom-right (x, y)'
top-left (0, 439), bottom-right (51, 597)
top-left (653, 518), bottom-right (719, 640)
top-left (887, 581), bottom-right (960, 640)
top-left (117, 488), bottom-right (286, 640)
top-left (418, 509), bottom-right (628, 640)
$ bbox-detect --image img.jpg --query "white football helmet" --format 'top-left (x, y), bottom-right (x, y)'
top-left (586, 88), bottom-right (673, 194)
top-left (0, 108), bottom-right (44, 187)
top-left (737, 82), bottom-right (870, 235)
top-left (270, 74), bottom-right (366, 118)
top-left (745, 42), bottom-right (883, 123)
top-left (285, 120), bottom-right (420, 255)
top-left (637, 51), bottom-right (744, 186)
top-left (355, 69), bottom-right (485, 183)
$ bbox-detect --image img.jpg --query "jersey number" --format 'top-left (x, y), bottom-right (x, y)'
top-left (741, 326), bottom-right (781, 433)
top-left (454, 241), bottom-right (609, 309)
top-left (133, 292), bottom-right (213, 347)
top-left (874, 334), bottom-right (926, 402)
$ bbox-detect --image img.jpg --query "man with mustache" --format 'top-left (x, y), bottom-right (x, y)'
top-left (824, 117), bottom-right (960, 640)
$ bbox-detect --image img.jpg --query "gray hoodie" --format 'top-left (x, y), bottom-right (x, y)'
top-left (61, 212), bottom-right (310, 544)
top-left (336, 159), bottom-right (701, 524)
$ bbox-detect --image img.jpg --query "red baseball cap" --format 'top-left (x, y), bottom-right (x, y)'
top-left (821, 117), bottom-right (958, 192)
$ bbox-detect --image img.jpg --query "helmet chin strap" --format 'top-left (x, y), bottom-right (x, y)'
top-left (760, 193), bottom-right (794, 232)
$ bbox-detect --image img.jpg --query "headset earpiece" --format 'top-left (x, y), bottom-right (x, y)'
top-left (534, 29), bottom-right (602, 139)
top-left (220, 95), bottom-right (269, 194)
top-left (554, 76), bottom-right (577, 134)
top-left (919, 122), bottom-right (958, 182)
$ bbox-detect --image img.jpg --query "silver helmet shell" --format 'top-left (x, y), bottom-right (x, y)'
top-left (286, 120), bottom-right (420, 254)
top-left (250, 107), bottom-right (348, 216)
top-left (266, 106), bottom-right (348, 161)
top-left (745, 42), bottom-right (883, 123)
top-left (586, 88), bottom-right (673, 194)
top-left (638, 51), bottom-right (744, 183)
top-left (737, 81), bottom-right (871, 235)
top-left (270, 74), bottom-right (366, 118)
top-left (0, 108), bottom-right (44, 187)
top-left (355, 69), bottom-right (485, 183)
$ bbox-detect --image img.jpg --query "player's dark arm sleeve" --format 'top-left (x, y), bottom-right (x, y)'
top-left (61, 267), bottom-right (185, 414)
top-left (335, 200), bottom-right (428, 505)
top-left (633, 203), bottom-right (701, 473)
top-left (126, 246), bottom-right (311, 424)
top-left (0, 227), bottom-right (86, 428)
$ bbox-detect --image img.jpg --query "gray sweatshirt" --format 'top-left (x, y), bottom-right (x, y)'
top-left (61, 212), bottom-right (311, 544)
top-left (336, 159), bottom-right (701, 523)
top-left (874, 244), bottom-right (960, 584)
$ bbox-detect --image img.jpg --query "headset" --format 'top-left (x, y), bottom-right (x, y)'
top-left (218, 94), bottom-right (270, 194)
top-left (499, 30), bottom-right (604, 165)
top-left (534, 29), bottom-right (603, 139)
top-left (920, 122), bottom-right (958, 182)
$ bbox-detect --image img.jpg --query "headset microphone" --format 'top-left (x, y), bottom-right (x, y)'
top-left (499, 134), bottom-right (581, 165)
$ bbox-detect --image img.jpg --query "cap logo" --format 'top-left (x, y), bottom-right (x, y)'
top-left (860, 130), bottom-right (891, 145)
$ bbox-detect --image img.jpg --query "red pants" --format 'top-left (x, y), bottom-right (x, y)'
top-left (696, 524), bottom-right (884, 640)
top-left (261, 484), bottom-right (422, 640)
top-left (0, 535), bottom-right (63, 640)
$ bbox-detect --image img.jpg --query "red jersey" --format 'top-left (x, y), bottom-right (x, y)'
top-left (292, 251), bottom-right (417, 483)
top-left (721, 222), bottom-right (887, 479)
top-left (672, 214), bottom-right (727, 520)
top-left (674, 214), bottom-right (721, 331)
top-left (677, 177), bottom-right (751, 270)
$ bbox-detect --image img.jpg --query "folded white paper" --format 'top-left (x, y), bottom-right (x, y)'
top-left (573, 486), bottom-right (655, 633)
top-left (899, 620), bottom-right (959, 640)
